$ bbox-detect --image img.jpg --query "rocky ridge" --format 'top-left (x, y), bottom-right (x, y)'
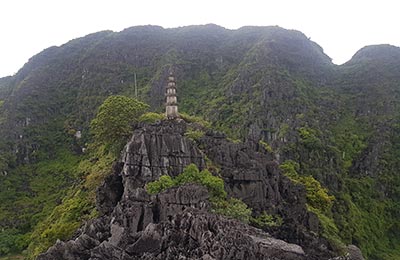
top-left (38, 120), bottom-right (362, 260)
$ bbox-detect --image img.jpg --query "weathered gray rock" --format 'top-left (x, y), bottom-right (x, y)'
top-left (37, 120), bottom-right (357, 260)
top-left (347, 245), bottom-right (365, 260)
top-left (198, 128), bottom-right (334, 258)
top-left (329, 245), bottom-right (365, 260)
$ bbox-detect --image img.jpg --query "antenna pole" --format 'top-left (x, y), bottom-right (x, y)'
top-left (134, 72), bottom-right (138, 98)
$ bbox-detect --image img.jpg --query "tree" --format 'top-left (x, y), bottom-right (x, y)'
top-left (90, 95), bottom-right (148, 146)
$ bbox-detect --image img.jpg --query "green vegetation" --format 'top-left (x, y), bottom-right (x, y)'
top-left (25, 147), bottom-right (116, 259)
top-left (90, 95), bottom-right (148, 149)
top-left (280, 160), bottom-right (341, 250)
top-left (138, 112), bottom-right (165, 123)
top-left (0, 229), bottom-right (28, 256)
top-left (0, 255), bottom-right (24, 260)
top-left (145, 175), bottom-right (175, 195)
top-left (24, 94), bottom-right (151, 257)
top-left (250, 211), bottom-right (283, 228)
top-left (226, 137), bottom-right (242, 144)
top-left (298, 127), bottom-right (322, 149)
top-left (280, 160), bottom-right (335, 210)
top-left (179, 112), bottom-right (211, 128)
top-left (259, 140), bottom-right (273, 153)
top-left (0, 93), bottom-right (151, 258)
top-left (211, 197), bottom-right (252, 223)
top-left (331, 115), bottom-right (369, 169)
top-left (146, 164), bottom-right (252, 222)
top-left (27, 189), bottom-right (96, 258)
top-left (335, 177), bottom-right (400, 259)
top-left (0, 25), bottom-right (399, 259)
top-left (146, 164), bottom-right (226, 199)
top-left (24, 97), bottom-right (146, 258)
top-left (184, 129), bottom-right (205, 141)
top-left (278, 123), bottom-right (289, 139)
top-left (0, 149), bottom-right (80, 258)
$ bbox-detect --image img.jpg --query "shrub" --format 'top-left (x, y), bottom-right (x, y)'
top-left (138, 112), bottom-right (165, 124)
top-left (250, 211), bottom-right (283, 228)
top-left (259, 140), bottom-right (273, 153)
top-left (145, 164), bottom-right (226, 199)
top-left (90, 95), bottom-right (148, 146)
top-left (298, 127), bottom-right (322, 149)
top-left (146, 175), bottom-right (174, 194)
top-left (279, 160), bottom-right (300, 179)
top-left (211, 197), bottom-right (252, 223)
top-left (0, 229), bottom-right (29, 255)
top-left (180, 112), bottom-right (211, 128)
top-left (303, 176), bottom-right (335, 212)
top-left (278, 123), bottom-right (289, 139)
top-left (146, 164), bottom-right (254, 222)
top-left (81, 145), bottom-right (116, 198)
top-left (280, 160), bottom-right (341, 252)
top-left (184, 129), bottom-right (205, 141)
top-left (280, 160), bottom-right (334, 212)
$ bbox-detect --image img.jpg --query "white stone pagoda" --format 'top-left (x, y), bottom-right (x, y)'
top-left (165, 72), bottom-right (179, 119)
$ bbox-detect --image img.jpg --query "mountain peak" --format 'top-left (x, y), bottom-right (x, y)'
top-left (347, 44), bottom-right (400, 64)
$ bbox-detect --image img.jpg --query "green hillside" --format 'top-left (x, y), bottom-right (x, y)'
top-left (0, 25), bottom-right (399, 259)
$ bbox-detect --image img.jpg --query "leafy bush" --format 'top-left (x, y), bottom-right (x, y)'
top-left (138, 112), bottom-right (165, 124)
top-left (146, 164), bottom-right (252, 222)
top-left (226, 137), bottom-right (242, 144)
top-left (80, 144), bottom-right (117, 198)
top-left (0, 229), bottom-right (29, 255)
top-left (298, 127), bottom-right (322, 149)
top-left (259, 140), bottom-right (273, 153)
top-left (146, 164), bottom-right (226, 199)
top-left (211, 197), bottom-right (252, 223)
top-left (180, 112), bottom-right (211, 128)
top-left (250, 211), bottom-right (283, 228)
top-left (184, 129), bottom-right (205, 141)
top-left (146, 175), bottom-right (174, 194)
top-left (90, 95), bottom-right (148, 146)
top-left (303, 176), bottom-right (335, 212)
top-left (278, 123), bottom-right (289, 139)
top-left (280, 160), bottom-right (342, 251)
top-left (279, 160), bottom-right (300, 179)
top-left (308, 206), bottom-right (345, 253)
top-left (280, 160), bottom-right (334, 212)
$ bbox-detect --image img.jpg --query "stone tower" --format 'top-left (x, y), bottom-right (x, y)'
top-left (165, 72), bottom-right (178, 119)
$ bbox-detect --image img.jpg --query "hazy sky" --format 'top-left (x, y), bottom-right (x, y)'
top-left (0, 0), bottom-right (399, 77)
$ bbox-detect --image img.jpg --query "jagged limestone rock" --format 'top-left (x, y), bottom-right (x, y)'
top-left (38, 121), bottom-right (360, 260)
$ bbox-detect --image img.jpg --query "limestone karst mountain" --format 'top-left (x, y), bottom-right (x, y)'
top-left (37, 120), bottom-right (358, 260)
top-left (0, 24), bottom-right (399, 259)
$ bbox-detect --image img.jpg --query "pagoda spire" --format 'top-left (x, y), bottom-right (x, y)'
top-left (165, 72), bottom-right (178, 119)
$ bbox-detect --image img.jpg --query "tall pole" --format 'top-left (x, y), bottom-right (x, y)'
top-left (134, 72), bottom-right (137, 98)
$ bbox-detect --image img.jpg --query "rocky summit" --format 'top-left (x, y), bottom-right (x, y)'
top-left (38, 120), bottom-right (361, 260)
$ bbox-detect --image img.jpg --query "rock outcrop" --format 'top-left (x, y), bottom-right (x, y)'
top-left (38, 120), bottom-right (358, 260)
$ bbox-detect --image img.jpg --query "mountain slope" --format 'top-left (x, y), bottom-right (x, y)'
top-left (0, 25), bottom-right (399, 259)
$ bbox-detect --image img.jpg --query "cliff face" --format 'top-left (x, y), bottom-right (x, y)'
top-left (37, 120), bottom-right (343, 260)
